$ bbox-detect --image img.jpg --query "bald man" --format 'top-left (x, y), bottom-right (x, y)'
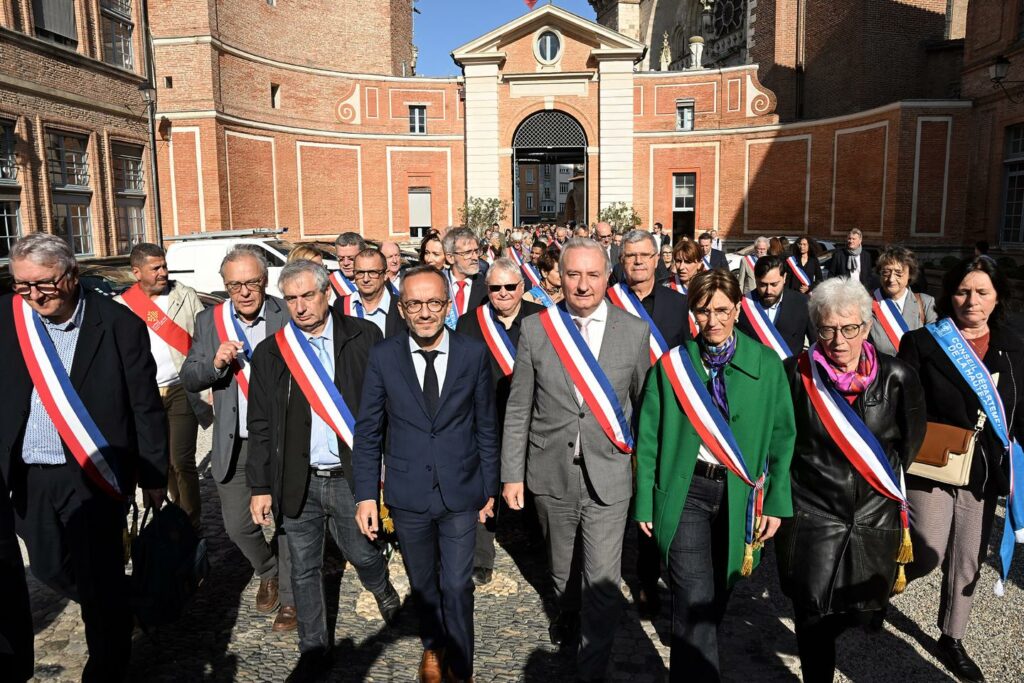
top-left (380, 241), bottom-right (403, 294)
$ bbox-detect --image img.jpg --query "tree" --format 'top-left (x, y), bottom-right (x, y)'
top-left (459, 197), bottom-right (509, 234)
top-left (598, 202), bottom-right (642, 233)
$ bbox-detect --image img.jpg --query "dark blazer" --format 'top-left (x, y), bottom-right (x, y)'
top-left (898, 323), bottom-right (1024, 496)
top-left (449, 272), bottom-right (488, 316)
top-left (737, 290), bottom-right (815, 356)
top-left (0, 290), bottom-right (167, 498)
top-left (455, 300), bottom-right (544, 428)
top-left (246, 311), bottom-right (384, 518)
top-left (827, 248), bottom-right (875, 288)
top-left (352, 331), bottom-right (500, 512)
top-left (610, 260), bottom-right (670, 286)
top-left (332, 291), bottom-right (404, 338)
top-left (638, 283), bottom-right (690, 348)
top-left (704, 248), bottom-right (729, 270)
top-left (784, 254), bottom-right (823, 291)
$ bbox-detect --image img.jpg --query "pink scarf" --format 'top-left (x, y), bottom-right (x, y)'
top-left (812, 341), bottom-right (878, 403)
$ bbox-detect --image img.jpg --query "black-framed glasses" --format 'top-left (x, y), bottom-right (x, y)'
top-left (623, 252), bottom-right (657, 261)
top-left (354, 269), bottom-right (385, 279)
top-left (452, 247), bottom-right (481, 258)
top-left (488, 283), bottom-right (521, 293)
top-left (12, 271), bottom-right (70, 296)
top-left (401, 298), bottom-right (448, 313)
top-left (224, 278), bottom-right (265, 293)
top-left (817, 323), bottom-right (865, 341)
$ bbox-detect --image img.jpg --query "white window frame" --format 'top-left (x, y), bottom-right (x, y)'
top-left (676, 100), bottom-right (695, 132)
top-left (409, 105), bottom-right (427, 134)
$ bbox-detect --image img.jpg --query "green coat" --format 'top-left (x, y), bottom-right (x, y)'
top-left (633, 333), bottom-right (796, 588)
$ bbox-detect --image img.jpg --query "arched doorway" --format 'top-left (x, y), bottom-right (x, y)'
top-left (511, 110), bottom-right (587, 226)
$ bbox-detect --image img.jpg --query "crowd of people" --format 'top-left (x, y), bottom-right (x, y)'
top-left (1, 222), bottom-right (1022, 683)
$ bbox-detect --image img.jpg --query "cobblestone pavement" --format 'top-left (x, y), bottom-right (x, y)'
top-left (23, 427), bottom-right (1024, 682)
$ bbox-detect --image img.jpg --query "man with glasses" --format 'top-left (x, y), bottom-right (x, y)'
top-left (115, 243), bottom-right (211, 530)
top-left (0, 233), bottom-right (167, 681)
top-left (248, 260), bottom-right (399, 681)
top-left (443, 227), bottom-right (488, 322)
top-left (182, 245), bottom-right (297, 631)
top-left (333, 232), bottom-right (365, 280)
top-left (737, 255), bottom-right (816, 357)
top-left (333, 248), bottom-right (403, 337)
top-left (595, 221), bottom-right (619, 266)
top-left (354, 265), bottom-right (499, 683)
top-left (456, 258), bottom-right (545, 586)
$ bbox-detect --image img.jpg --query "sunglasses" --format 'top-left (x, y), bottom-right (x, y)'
top-left (488, 283), bottom-right (520, 292)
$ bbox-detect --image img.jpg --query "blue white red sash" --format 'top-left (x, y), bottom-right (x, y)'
top-left (786, 256), bottom-right (812, 288)
top-left (606, 283), bottom-right (669, 365)
top-left (275, 321), bottom-right (356, 449)
top-left (477, 304), bottom-right (516, 376)
top-left (538, 306), bottom-right (634, 453)
top-left (745, 254), bottom-right (758, 272)
top-left (665, 275), bottom-right (685, 294)
top-left (507, 247), bottom-right (542, 288)
top-left (740, 294), bottom-right (791, 359)
top-left (12, 298), bottom-right (123, 499)
top-left (925, 320), bottom-right (1024, 591)
top-left (872, 290), bottom-right (909, 351)
top-left (660, 345), bottom-right (767, 559)
top-left (329, 271), bottom-right (358, 298)
top-left (702, 255), bottom-right (712, 270)
top-left (340, 294), bottom-right (364, 319)
top-left (213, 302), bottom-right (252, 399)
top-left (798, 349), bottom-right (909, 528)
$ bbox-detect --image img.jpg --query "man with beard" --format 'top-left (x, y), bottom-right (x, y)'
top-left (443, 228), bottom-right (488, 324)
top-left (737, 255), bottom-right (815, 358)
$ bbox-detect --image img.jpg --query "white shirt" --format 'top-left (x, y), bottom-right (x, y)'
top-left (357, 287), bottom-right (391, 336)
top-left (449, 272), bottom-right (473, 316)
top-left (765, 291), bottom-right (783, 324)
top-left (409, 329), bottom-right (450, 392)
top-left (890, 288), bottom-right (910, 314)
top-left (570, 299), bottom-right (608, 363)
top-left (148, 294), bottom-right (180, 387)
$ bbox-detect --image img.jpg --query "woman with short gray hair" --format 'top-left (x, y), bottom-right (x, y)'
top-left (869, 246), bottom-right (937, 356)
top-left (779, 276), bottom-right (926, 682)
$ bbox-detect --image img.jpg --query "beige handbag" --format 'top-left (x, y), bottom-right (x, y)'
top-left (909, 410), bottom-right (987, 487)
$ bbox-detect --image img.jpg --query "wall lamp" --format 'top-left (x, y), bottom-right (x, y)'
top-left (990, 55), bottom-right (1024, 104)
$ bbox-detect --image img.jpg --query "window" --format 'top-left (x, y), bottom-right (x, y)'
top-left (408, 187), bottom-right (431, 237)
top-left (525, 168), bottom-right (535, 184)
top-left (112, 143), bottom-right (144, 193)
top-left (673, 173), bottom-right (696, 212)
top-left (53, 199), bottom-right (92, 255)
top-left (537, 30), bottom-right (561, 63)
top-left (543, 166), bottom-right (551, 179)
top-left (558, 201), bottom-right (565, 215)
top-left (1002, 125), bottom-right (1024, 243)
top-left (409, 105), bottom-right (426, 134)
top-left (115, 201), bottom-right (146, 254)
top-left (164, 76), bottom-right (173, 88)
top-left (676, 100), bottom-right (695, 131)
top-left (0, 200), bottom-right (20, 260)
top-left (47, 132), bottom-right (89, 187)
top-left (559, 182), bottom-right (569, 194)
top-left (100, 0), bottom-right (134, 70)
top-left (560, 166), bottom-right (570, 175)
top-left (541, 202), bottom-right (554, 214)
top-left (526, 193), bottom-right (534, 210)
top-left (270, 83), bottom-right (281, 109)
top-left (0, 122), bottom-right (16, 184)
top-left (33, 0), bottom-right (78, 47)
top-left (112, 143), bottom-right (145, 254)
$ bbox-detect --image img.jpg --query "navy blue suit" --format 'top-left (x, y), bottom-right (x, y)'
top-left (353, 330), bottom-right (498, 678)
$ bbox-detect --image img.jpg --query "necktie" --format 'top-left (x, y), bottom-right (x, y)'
top-left (309, 336), bottom-right (338, 457)
top-left (454, 280), bottom-right (467, 316)
top-left (573, 318), bottom-right (591, 406)
top-left (418, 349), bottom-right (440, 418)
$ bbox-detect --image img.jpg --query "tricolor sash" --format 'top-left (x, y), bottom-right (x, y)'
top-left (528, 285), bottom-right (555, 308)
top-left (745, 254), bottom-right (758, 272)
top-left (538, 306), bottom-right (634, 453)
top-left (925, 319), bottom-right (1024, 592)
top-left (606, 283), bottom-right (669, 365)
top-left (872, 290), bottom-right (909, 351)
top-left (663, 279), bottom-right (699, 337)
top-left (13, 298), bottom-right (123, 499)
top-left (275, 321), bottom-right (356, 449)
top-left (507, 247), bottom-right (542, 288)
top-left (740, 294), bottom-right (792, 359)
top-left (786, 256), bottom-right (812, 288)
top-left (660, 345), bottom-right (767, 573)
top-left (212, 302), bottom-right (252, 399)
top-left (121, 283), bottom-right (192, 356)
top-left (386, 280), bottom-right (400, 297)
top-left (702, 255), bottom-right (712, 270)
top-left (329, 271), bottom-right (358, 298)
top-left (477, 304), bottom-right (516, 376)
top-left (340, 294), bottom-right (364, 319)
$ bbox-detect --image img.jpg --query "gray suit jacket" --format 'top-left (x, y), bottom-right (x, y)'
top-left (501, 303), bottom-right (650, 505)
top-left (180, 295), bottom-right (290, 483)
top-left (869, 290), bottom-right (937, 357)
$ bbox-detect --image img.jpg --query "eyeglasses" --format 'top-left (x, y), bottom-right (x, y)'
top-left (354, 269), bottom-right (385, 279)
top-left (597, 234), bottom-right (612, 242)
top-left (693, 305), bottom-right (737, 321)
top-left (12, 271), bottom-right (70, 296)
top-left (401, 298), bottom-right (448, 313)
top-left (879, 269), bottom-right (906, 279)
top-left (817, 323), bottom-right (865, 341)
top-left (623, 252), bottom-right (657, 261)
top-left (224, 279), bottom-right (265, 293)
top-left (337, 255), bottom-right (357, 263)
top-left (452, 248), bottom-right (481, 258)
top-left (488, 283), bottom-right (521, 292)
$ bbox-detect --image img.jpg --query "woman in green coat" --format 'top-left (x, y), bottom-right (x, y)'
top-left (634, 268), bottom-right (796, 682)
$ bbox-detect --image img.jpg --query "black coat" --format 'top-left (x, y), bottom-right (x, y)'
top-left (776, 353), bottom-right (926, 617)
top-left (332, 291), bottom-right (405, 338)
top-left (898, 324), bottom-right (1024, 496)
top-left (246, 311), bottom-right (383, 518)
top-left (784, 254), bottom-right (823, 291)
top-left (737, 290), bottom-right (815, 356)
top-left (704, 248), bottom-right (729, 270)
top-left (0, 290), bottom-right (168, 498)
top-left (610, 260), bottom-right (670, 286)
top-left (641, 283), bottom-right (691, 348)
top-left (827, 248), bottom-right (875, 289)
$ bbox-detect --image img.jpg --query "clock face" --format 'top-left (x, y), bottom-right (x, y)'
top-left (713, 0), bottom-right (745, 38)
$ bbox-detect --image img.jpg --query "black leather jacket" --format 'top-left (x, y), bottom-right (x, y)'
top-left (776, 352), bottom-right (926, 617)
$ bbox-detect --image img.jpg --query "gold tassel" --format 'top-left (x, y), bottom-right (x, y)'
top-left (896, 527), bottom-right (914, 565)
top-left (741, 543), bottom-right (754, 577)
top-left (380, 493), bottom-right (395, 535)
top-left (752, 515), bottom-right (764, 550)
top-left (892, 564), bottom-right (907, 595)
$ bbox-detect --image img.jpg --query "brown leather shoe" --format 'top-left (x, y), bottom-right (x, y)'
top-left (256, 577), bottom-right (280, 614)
top-left (272, 605), bottom-right (298, 632)
top-left (418, 649), bottom-right (444, 683)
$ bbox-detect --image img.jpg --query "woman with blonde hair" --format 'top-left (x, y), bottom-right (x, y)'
top-left (286, 243), bottom-right (324, 264)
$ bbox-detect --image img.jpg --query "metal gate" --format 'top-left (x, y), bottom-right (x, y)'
top-left (511, 111), bottom-right (587, 226)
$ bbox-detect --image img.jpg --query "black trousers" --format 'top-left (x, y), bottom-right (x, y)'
top-left (12, 462), bottom-right (132, 683)
top-left (0, 467), bottom-right (32, 683)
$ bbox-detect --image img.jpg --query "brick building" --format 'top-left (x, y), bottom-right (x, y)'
top-left (0, 0), bottom-right (158, 259)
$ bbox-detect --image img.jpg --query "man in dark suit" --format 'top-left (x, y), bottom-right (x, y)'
top-left (181, 244), bottom-right (296, 630)
top-left (596, 221), bottom-right (620, 266)
top-left (456, 258), bottom-right (544, 586)
top-left (333, 248), bottom-right (404, 337)
top-left (247, 260), bottom-right (399, 683)
top-left (354, 265), bottom-right (499, 683)
top-left (443, 227), bottom-right (488, 323)
top-left (0, 466), bottom-right (32, 683)
top-left (827, 228), bottom-right (875, 289)
top-left (1, 233), bottom-right (167, 682)
top-left (737, 255), bottom-right (816, 356)
top-left (698, 231), bottom-right (729, 270)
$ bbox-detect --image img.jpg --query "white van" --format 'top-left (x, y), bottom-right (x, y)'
top-left (165, 230), bottom-right (339, 297)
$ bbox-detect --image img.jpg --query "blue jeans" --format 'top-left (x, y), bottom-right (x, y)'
top-left (283, 474), bottom-right (390, 653)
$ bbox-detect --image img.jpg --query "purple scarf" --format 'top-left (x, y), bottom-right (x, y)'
top-left (811, 341), bottom-right (878, 401)
top-left (700, 335), bottom-right (737, 419)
